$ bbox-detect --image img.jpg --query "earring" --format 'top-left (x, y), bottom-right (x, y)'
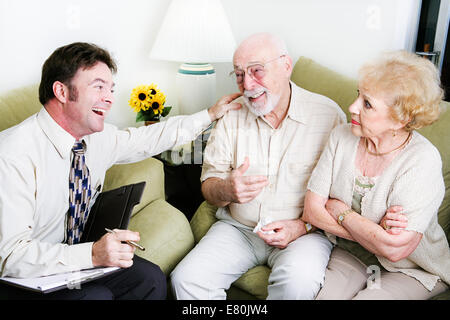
top-left (392, 129), bottom-right (397, 137)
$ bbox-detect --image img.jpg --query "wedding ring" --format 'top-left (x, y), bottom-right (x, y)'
top-left (383, 220), bottom-right (391, 230)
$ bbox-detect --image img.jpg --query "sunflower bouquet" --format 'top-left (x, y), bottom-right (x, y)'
top-left (129, 84), bottom-right (172, 122)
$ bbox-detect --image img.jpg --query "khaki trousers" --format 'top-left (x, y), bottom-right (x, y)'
top-left (316, 247), bottom-right (448, 300)
top-left (171, 217), bottom-right (332, 300)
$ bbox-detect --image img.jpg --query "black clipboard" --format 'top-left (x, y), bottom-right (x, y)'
top-left (80, 181), bottom-right (146, 243)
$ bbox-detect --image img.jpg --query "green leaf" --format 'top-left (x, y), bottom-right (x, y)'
top-left (136, 112), bottom-right (145, 122)
top-left (161, 106), bottom-right (172, 117)
top-left (136, 110), bottom-right (158, 122)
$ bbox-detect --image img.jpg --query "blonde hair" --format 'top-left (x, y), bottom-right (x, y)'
top-left (358, 50), bottom-right (444, 131)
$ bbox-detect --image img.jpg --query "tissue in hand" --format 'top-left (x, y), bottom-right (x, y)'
top-left (253, 217), bottom-right (275, 234)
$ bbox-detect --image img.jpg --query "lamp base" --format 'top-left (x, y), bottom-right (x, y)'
top-left (176, 63), bottom-right (216, 115)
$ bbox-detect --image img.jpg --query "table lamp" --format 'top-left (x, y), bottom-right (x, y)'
top-left (149, 0), bottom-right (236, 115)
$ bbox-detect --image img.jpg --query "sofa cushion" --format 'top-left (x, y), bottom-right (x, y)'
top-left (291, 57), bottom-right (358, 121)
top-left (232, 265), bottom-right (270, 300)
top-left (103, 158), bottom-right (165, 216)
top-left (190, 201), bottom-right (220, 243)
top-left (129, 198), bottom-right (194, 275)
top-left (417, 105), bottom-right (450, 238)
top-left (0, 85), bottom-right (41, 132)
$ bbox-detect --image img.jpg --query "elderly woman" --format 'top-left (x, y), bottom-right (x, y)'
top-left (303, 51), bottom-right (450, 300)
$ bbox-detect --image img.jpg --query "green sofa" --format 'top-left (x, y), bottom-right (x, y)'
top-left (0, 85), bottom-right (195, 278)
top-left (190, 56), bottom-right (450, 300)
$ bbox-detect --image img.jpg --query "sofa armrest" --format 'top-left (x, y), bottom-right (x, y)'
top-left (103, 157), bottom-right (165, 216)
top-left (190, 201), bottom-right (218, 243)
top-left (128, 199), bottom-right (194, 275)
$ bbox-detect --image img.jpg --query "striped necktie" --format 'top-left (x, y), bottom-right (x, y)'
top-left (66, 140), bottom-right (92, 245)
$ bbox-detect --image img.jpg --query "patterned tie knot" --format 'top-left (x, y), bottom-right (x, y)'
top-left (72, 141), bottom-right (86, 156)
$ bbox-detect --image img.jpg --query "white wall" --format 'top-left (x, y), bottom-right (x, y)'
top-left (0, 0), bottom-right (421, 129)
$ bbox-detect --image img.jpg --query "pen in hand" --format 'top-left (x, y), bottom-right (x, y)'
top-left (104, 228), bottom-right (146, 251)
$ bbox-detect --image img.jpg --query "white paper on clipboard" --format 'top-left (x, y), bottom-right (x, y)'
top-left (0, 266), bottom-right (120, 294)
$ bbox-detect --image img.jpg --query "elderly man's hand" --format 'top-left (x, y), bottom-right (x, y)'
top-left (207, 92), bottom-right (242, 121)
top-left (222, 157), bottom-right (269, 204)
top-left (257, 219), bottom-right (304, 249)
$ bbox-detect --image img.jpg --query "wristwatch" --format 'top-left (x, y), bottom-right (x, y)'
top-left (304, 222), bottom-right (313, 234)
top-left (337, 209), bottom-right (353, 225)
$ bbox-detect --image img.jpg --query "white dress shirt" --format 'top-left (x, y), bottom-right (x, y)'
top-left (0, 107), bottom-right (211, 278)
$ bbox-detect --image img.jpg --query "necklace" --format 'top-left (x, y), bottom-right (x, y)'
top-left (364, 132), bottom-right (412, 156)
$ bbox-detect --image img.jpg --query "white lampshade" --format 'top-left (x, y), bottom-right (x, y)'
top-left (149, 0), bottom-right (236, 63)
top-left (149, 0), bottom-right (236, 115)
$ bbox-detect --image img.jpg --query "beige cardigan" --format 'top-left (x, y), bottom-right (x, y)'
top-left (307, 124), bottom-right (450, 291)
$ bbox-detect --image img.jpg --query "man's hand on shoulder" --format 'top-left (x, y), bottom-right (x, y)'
top-left (208, 92), bottom-right (242, 121)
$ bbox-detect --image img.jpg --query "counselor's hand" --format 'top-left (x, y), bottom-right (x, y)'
top-left (222, 157), bottom-right (269, 204)
top-left (92, 229), bottom-right (139, 268)
top-left (207, 92), bottom-right (242, 121)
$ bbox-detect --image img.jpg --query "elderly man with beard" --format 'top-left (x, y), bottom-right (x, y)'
top-left (170, 33), bottom-right (346, 300)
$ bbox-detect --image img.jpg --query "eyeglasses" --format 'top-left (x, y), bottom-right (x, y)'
top-left (229, 55), bottom-right (286, 85)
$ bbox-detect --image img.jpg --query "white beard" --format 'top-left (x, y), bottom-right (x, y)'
top-left (243, 87), bottom-right (280, 117)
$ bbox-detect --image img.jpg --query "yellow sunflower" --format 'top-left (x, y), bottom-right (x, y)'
top-left (128, 85), bottom-right (153, 112)
top-left (129, 83), bottom-right (172, 122)
top-left (147, 83), bottom-right (158, 96)
top-left (150, 91), bottom-right (166, 115)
